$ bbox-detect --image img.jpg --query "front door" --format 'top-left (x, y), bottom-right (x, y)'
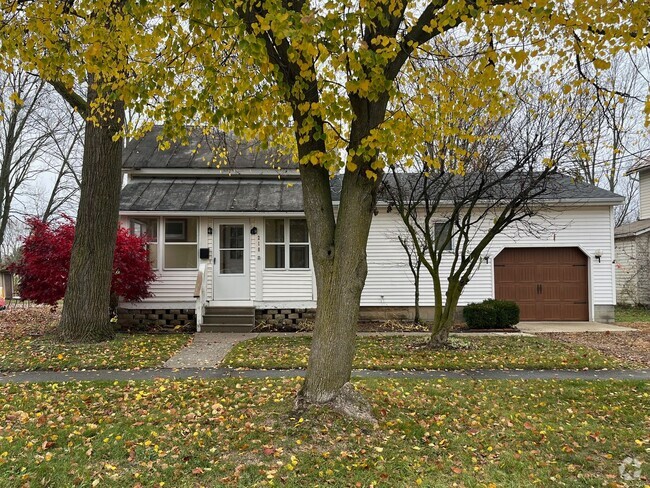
top-left (213, 221), bottom-right (249, 301)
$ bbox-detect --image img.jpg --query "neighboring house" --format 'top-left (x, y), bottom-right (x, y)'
top-left (118, 127), bottom-right (623, 330)
top-left (615, 161), bottom-right (650, 305)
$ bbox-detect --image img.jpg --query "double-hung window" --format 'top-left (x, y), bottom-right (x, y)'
top-left (164, 218), bottom-right (198, 269)
top-left (265, 218), bottom-right (310, 269)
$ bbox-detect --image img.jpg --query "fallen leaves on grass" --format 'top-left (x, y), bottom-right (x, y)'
top-left (0, 379), bottom-right (647, 486)
top-left (0, 334), bottom-right (191, 371)
top-left (541, 327), bottom-right (650, 368)
top-left (0, 305), bottom-right (59, 338)
top-left (223, 335), bottom-right (629, 371)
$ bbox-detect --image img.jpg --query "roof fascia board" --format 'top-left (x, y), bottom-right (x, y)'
top-left (120, 210), bottom-right (305, 217)
top-left (352, 198), bottom-right (625, 207)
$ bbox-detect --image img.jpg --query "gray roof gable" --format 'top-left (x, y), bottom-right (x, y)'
top-left (123, 126), bottom-right (297, 173)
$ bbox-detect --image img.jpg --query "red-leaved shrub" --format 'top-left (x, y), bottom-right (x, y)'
top-left (10, 217), bottom-right (156, 306)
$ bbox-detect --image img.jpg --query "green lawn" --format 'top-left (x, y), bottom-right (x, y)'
top-left (616, 305), bottom-right (650, 323)
top-left (0, 334), bottom-right (191, 371)
top-left (223, 335), bottom-right (628, 371)
top-left (0, 378), bottom-right (647, 487)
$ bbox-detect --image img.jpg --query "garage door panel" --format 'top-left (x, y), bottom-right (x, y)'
top-left (538, 266), bottom-right (562, 283)
top-left (541, 283), bottom-right (563, 300)
top-left (495, 247), bottom-right (589, 321)
top-left (515, 284), bottom-right (537, 301)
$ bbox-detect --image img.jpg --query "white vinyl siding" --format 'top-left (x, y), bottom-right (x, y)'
top-left (122, 206), bottom-right (616, 315)
top-left (121, 216), bottom-right (208, 304)
top-left (147, 271), bottom-right (196, 300)
top-left (615, 236), bottom-right (638, 304)
top-left (362, 206), bottom-right (616, 311)
top-left (262, 271), bottom-right (313, 301)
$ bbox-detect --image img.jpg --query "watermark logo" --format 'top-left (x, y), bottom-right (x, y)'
top-left (619, 457), bottom-right (642, 481)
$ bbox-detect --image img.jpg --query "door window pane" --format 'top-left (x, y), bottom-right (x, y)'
top-left (220, 250), bottom-right (244, 274)
top-left (265, 219), bottom-right (284, 243)
top-left (220, 225), bottom-right (244, 249)
top-left (289, 219), bottom-right (308, 243)
top-left (289, 245), bottom-right (309, 268)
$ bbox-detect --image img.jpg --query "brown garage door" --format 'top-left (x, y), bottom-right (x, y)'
top-left (494, 247), bottom-right (589, 321)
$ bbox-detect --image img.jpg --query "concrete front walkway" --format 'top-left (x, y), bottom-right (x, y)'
top-left (163, 333), bottom-right (258, 368)
top-left (518, 322), bottom-right (637, 333)
top-left (1, 367), bottom-right (649, 384)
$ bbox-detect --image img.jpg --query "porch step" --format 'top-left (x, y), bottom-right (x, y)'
top-left (201, 324), bottom-right (255, 333)
top-left (199, 306), bottom-right (255, 332)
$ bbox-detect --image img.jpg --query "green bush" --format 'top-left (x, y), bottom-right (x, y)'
top-left (463, 299), bottom-right (520, 329)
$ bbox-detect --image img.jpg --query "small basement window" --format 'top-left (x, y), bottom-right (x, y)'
top-left (164, 218), bottom-right (198, 269)
top-left (130, 218), bottom-right (158, 269)
top-left (265, 218), bottom-right (310, 269)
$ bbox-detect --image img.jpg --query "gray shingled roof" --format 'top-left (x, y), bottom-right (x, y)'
top-left (123, 126), bottom-right (297, 170)
top-left (376, 172), bottom-right (624, 203)
top-left (121, 178), bottom-right (304, 212)
top-left (121, 173), bottom-right (623, 213)
top-left (614, 219), bottom-right (650, 238)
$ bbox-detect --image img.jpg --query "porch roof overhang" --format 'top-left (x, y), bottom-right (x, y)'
top-left (120, 178), bottom-right (304, 213)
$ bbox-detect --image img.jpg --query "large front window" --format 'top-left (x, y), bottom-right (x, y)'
top-left (164, 218), bottom-right (198, 269)
top-left (265, 218), bottom-right (309, 269)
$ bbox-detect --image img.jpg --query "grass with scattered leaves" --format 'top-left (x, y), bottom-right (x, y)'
top-left (0, 378), bottom-right (647, 487)
top-left (0, 333), bottom-right (191, 371)
top-left (616, 305), bottom-right (650, 323)
top-left (223, 335), bottom-right (629, 370)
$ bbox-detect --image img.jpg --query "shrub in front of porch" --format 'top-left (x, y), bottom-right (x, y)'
top-left (463, 300), bottom-right (520, 329)
top-left (9, 217), bottom-right (156, 315)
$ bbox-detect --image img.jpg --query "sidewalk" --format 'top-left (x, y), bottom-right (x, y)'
top-left (1, 367), bottom-right (648, 384)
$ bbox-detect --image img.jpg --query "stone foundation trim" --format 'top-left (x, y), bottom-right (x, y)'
top-left (117, 308), bottom-right (196, 329)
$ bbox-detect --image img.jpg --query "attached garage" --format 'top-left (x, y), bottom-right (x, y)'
top-left (494, 247), bottom-right (589, 321)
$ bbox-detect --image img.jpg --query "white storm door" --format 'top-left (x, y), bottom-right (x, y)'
top-left (213, 221), bottom-right (249, 301)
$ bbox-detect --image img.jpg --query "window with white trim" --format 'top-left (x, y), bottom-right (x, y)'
top-left (265, 218), bottom-right (310, 269)
top-left (434, 222), bottom-right (453, 252)
top-left (130, 218), bottom-right (158, 269)
top-left (164, 218), bottom-right (198, 269)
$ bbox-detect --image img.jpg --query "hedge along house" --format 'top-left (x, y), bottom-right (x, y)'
top-left (118, 127), bottom-right (623, 331)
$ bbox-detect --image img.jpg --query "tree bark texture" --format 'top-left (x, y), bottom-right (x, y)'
top-left (429, 279), bottom-right (462, 347)
top-left (295, 165), bottom-right (378, 422)
top-left (58, 78), bottom-right (124, 342)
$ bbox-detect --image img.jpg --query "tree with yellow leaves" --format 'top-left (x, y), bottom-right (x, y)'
top-left (3, 0), bottom-right (649, 418)
top-left (0, 0), bottom-right (188, 342)
top-left (147, 0), bottom-right (647, 419)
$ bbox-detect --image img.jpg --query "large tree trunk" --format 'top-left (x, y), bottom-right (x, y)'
top-left (295, 165), bottom-right (378, 422)
top-left (58, 78), bottom-right (124, 342)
